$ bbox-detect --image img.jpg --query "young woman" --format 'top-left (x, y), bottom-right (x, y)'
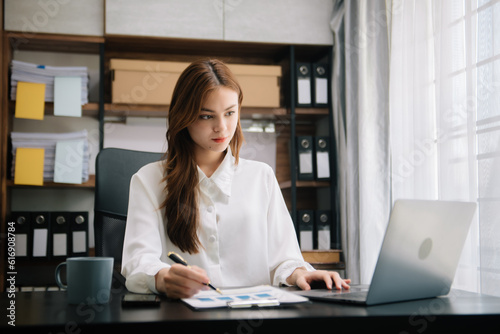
top-left (121, 59), bottom-right (350, 298)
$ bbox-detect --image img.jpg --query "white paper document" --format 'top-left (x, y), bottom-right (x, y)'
top-left (182, 285), bottom-right (308, 309)
top-left (54, 76), bottom-right (82, 117)
top-left (54, 140), bottom-right (84, 184)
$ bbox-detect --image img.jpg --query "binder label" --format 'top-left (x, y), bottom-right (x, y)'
top-left (53, 233), bottom-right (68, 257)
top-left (315, 78), bottom-right (328, 104)
top-left (14, 234), bottom-right (28, 257)
top-left (318, 230), bottom-right (330, 250)
top-left (297, 78), bottom-right (312, 105)
top-left (316, 151), bottom-right (330, 179)
top-left (299, 152), bottom-right (313, 174)
top-left (33, 229), bottom-right (48, 257)
top-left (72, 231), bottom-right (87, 253)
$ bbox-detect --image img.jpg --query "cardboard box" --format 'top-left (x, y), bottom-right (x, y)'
top-left (227, 64), bottom-right (281, 108)
top-left (110, 59), bottom-right (186, 105)
top-left (110, 59), bottom-right (281, 107)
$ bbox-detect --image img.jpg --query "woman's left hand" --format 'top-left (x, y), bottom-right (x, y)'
top-left (287, 267), bottom-right (351, 291)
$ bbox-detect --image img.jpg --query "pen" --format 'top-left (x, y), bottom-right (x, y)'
top-left (167, 251), bottom-right (222, 294)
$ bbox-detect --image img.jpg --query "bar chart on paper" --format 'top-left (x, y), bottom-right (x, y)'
top-left (182, 285), bottom-right (308, 309)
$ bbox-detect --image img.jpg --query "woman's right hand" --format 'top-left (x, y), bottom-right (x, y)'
top-left (155, 264), bottom-right (210, 299)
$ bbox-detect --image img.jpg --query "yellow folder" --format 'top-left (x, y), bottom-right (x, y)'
top-left (14, 148), bottom-right (45, 186)
top-left (15, 82), bottom-right (46, 120)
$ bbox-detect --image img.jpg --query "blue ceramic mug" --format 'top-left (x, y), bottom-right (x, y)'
top-left (55, 257), bottom-right (114, 305)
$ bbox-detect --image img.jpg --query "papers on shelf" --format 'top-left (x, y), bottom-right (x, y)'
top-left (11, 130), bottom-right (90, 184)
top-left (10, 60), bottom-right (89, 105)
top-left (181, 285), bottom-right (309, 309)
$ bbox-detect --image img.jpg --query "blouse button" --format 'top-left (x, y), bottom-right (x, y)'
top-left (209, 235), bottom-right (217, 243)
top-left (207, 206), bottom-right (214, 213)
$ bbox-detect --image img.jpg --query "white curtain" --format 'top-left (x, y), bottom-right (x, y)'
top-left (331, 0), bottom-right (391, 284)
top-left (332, 0), bottom-right (500, 294)
top-left (390, 0), bottom-right (500, 296)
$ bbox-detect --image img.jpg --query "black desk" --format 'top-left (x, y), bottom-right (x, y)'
top-left (2, 287), bottom-right (500, 333)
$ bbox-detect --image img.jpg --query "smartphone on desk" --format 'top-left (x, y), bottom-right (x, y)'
top-left (122, 293), bottom-right (161, 307)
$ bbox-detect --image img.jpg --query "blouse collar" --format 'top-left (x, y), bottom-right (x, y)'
top-left (197, 148), bottom-right (236, 198)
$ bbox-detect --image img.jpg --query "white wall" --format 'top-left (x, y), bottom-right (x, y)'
top-left (105, 0), bottom-right (334, 45)
top-left (224, 0), bottom-right (334, 45)
top-left (4, 0), bottom-right (104, 36)
top-left (106, 0), bottom-right (223, 40)
top-left (5, 0), bottom-right (333, 44)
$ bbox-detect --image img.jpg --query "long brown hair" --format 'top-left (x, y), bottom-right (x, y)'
top-left (162, 59), bottom-right (244, 254)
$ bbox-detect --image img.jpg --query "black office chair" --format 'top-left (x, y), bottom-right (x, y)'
top-left (94, 148), bottom-right (163, 287)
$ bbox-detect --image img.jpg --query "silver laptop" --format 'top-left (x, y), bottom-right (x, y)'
top-left (297, 199), bottom-right (477, 306)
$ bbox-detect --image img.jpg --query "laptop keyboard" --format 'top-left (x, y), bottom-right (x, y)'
top-left (322, 291), bottom-right (368, 301)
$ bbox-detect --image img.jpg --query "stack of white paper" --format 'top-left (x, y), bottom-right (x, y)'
top-left (10, 60), bottom-right (89, 105)
top-left (11, 130), bottom-right (90, 184)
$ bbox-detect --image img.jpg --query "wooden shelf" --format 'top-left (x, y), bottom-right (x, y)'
top-left (47, 102), bottom-right (99, 117)
top-left (242, 107), bottom-right (287, 118)
top-left (104, 103), bottom-right (168, 118)
top-left (302, 250), bottom-right (344, 270)
top-left (7, 175), bottom-right (95, 189)
top-left (8, 104), bottom-right (325, 121)
top-left (103, 103), bottom-right (287, 118)
top-left (9, 101), bottom-right (100, 117)
top-left (105, 35), bottom-right (291, 63)
top-left (279, 180), bottom-right (330, 189)
top-left (7, 32), bottom-right (103, 54)
top-left (295, 107), bottom-right (329, 115)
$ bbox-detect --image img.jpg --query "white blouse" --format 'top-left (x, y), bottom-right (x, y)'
top-left (121, 150), bottom-right (314, 294)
